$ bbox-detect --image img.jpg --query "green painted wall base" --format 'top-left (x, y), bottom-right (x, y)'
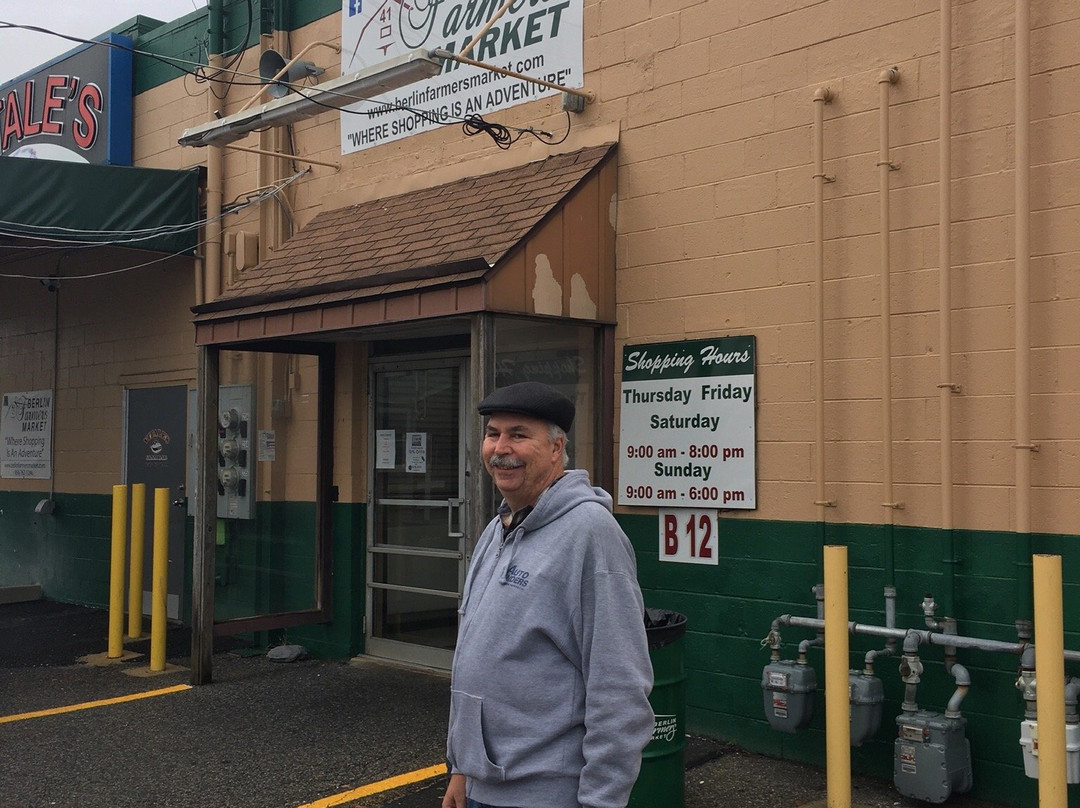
top-left (0, 491), bottom-right (119, 606)
top-left (5, 486), bottom-right (1077, 807)
top-left (617, 513), bottom-right (1080, 808)
top-left (0, 491), bottom-right (365, 660)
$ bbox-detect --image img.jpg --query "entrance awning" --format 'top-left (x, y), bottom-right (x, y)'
top-left (192, 143), bottom-right (617, 346)
top-left (0, 157), bottom-right (201, 255)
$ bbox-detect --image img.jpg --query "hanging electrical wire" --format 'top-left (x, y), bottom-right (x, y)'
top-left (0, 169), bottom-right (307, 256)
top-left (193, 0), bottom-right (254, 99)
top-left (287, 78), bottom-right (573, 150)
top-left (0, 16), bottom-right (261, 90)
top-left (0, 233), bottom-right (218, 281)
top-left (2, 17), bottom-right (577, 150)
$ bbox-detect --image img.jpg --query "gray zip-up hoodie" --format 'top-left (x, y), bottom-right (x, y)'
top-left (447, 470), bottom-right (654, 808)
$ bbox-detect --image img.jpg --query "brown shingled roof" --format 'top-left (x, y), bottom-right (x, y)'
top-left (199, 143), bottom-right (615, 313)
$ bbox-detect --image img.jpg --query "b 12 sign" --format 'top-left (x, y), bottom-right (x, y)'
top-left (659, 509), bottom-right (719, 565)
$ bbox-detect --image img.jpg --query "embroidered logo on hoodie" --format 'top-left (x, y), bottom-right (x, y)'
top-left (505, 564), bottom-right (530, 589)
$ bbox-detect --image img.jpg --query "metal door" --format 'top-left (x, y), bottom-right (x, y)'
top-left (124, 385), bottom-right (188, 620)
top-left (367, 360), bottom-right (467, 668)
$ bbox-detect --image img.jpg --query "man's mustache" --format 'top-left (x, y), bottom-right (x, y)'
top-left (489, 454), bottom-right (524, 469)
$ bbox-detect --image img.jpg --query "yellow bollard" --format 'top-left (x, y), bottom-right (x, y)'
top-left (824, 545), bottom-right (851, 808)
top-left (150, 487), bottom-right (170, 672)
top-left (108, 485), bottom-right (128, 659)
top-left (1033, 554), bottom-right (1067, 808)
top-left (127, 483), bottom-right (146, 639)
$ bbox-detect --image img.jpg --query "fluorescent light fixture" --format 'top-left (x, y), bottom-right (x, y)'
top-left (179, 49), bottom-right (444, 148)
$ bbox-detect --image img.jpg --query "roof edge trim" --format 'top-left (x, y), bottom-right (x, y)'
top-left (193, 256), bottom-right (490, 314)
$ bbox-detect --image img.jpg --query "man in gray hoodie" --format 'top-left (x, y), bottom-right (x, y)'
top-left (442, 381), bottom-right (654, 808)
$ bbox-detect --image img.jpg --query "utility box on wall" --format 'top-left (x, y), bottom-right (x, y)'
top-left (217, 385), bottom-right (255, 520)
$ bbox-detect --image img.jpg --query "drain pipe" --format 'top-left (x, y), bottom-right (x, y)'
top-left (937, 0), bottom-right (959, 620)
top-left (203, 0), bottom-right (225, 303)
top-left (812, 87), bottom-right (836, 584)
top-left (1013, 0), bottom-right (1035, 636)
top-left (878, 67), bottom-right (902, 585)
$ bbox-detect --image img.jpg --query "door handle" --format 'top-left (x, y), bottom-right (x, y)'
top-left (447, 498), bottom-right (464, 538)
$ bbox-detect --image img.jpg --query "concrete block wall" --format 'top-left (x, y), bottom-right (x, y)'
top-left (125, 0), bottom-right (1080, 539)
top-left (0, 0), bottom-right (1057, 542)
top-left (82, 6), bottom-right (1079, 799)
top-left (0, 252), bottom-right (195, 496)
top-left (607, 0), bottom-right (1080, 535)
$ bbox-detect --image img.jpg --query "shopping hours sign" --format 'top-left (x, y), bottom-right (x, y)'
top-left (618, 336), bottom-right (756, 509)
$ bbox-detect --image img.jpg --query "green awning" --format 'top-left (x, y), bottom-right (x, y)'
top-left (0, 157), bottom-right (201, 255)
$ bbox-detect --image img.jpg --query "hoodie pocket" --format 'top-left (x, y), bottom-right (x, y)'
top-left (448, 690), bottom-right (506, 781)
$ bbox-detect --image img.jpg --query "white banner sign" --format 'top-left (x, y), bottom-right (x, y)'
top-left (618, 337), bottom-right (756, 509)
top-left (340, 0), bottom-right (583, 154)
top-left (1, 389), bottom-right (53, 479)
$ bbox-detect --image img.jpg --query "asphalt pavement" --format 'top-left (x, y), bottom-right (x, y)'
top-left (0, 599), bottom-right (1009, 808)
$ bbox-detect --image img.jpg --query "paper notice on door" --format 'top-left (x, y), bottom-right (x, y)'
top-left (376, 430), bottom-right (396, 469)
top-left (405, 432), bottom-right (427, 474)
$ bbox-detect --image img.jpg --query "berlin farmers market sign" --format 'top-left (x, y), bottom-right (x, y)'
top-left (618, 336), bottom-right (756, 564)
top-left (340, 0), bottom-right (584, 153)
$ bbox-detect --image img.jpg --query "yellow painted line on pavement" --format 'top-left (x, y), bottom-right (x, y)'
top-left (0, 683), bottom-right (191, 724)
top-left (298, 763), bottom-right (448, 808)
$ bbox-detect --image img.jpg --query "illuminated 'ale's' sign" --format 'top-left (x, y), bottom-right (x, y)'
top-left (0, 33), bottom-right (133, 165)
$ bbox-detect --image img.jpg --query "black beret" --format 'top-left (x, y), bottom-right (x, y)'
top-left (477, 381), bottom-right (575, 432)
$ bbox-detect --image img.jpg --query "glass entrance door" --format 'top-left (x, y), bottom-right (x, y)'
top-left (367, 360), bottom-right (466, 668)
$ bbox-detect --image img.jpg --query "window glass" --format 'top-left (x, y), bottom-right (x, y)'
top-left (494, 317), bottom-right (599, 478)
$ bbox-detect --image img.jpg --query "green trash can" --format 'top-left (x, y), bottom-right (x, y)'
top-left (628, 609), bottom-right (687, 808)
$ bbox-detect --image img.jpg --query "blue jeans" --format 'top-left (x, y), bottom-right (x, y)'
top-left (466, 800), bottom-right (522, 808)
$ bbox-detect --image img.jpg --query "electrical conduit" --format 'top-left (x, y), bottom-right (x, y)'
top-left (938, 0), bottom-right (958, 620)
top-left (812, 87), bottom-right (835, 584)
top-left (1013, 0), bottom-right (1035, 633)
top-left (878, 67), bottom-right (901, 584)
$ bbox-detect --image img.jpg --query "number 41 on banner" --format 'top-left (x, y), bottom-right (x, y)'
top-left (659, 509), bottom-right (719, 565)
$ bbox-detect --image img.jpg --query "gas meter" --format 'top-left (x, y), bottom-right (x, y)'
top-left (762, 659), bottom-right (817, 733)
top-left (894, 710), bottom-right (972, 802)
top-left (849, 671), bottom-right (884, 746)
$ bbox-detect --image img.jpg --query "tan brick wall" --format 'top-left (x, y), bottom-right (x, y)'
top-left (606, 0), bottom-right (1080, 535)
top-left (0, 250), bottom-right (196, 495)
top-left (122, 1), bottom-right (1080, 534)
